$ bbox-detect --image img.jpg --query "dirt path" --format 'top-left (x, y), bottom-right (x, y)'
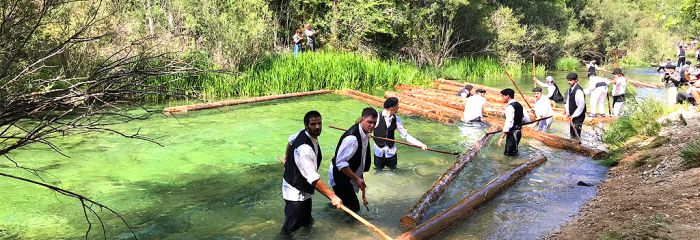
top-left (549, 110), bottom-right (700, 240)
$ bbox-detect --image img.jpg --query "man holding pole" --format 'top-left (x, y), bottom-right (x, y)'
top-left (374, 97), bottom-right (427, 171)
top-left (281, 111), bottom-right (342, 236)
top-left (498, 88), bottom-right (530, 156)
top-left (531, 87), bottom-right (553, 132)
top-left (329, 107), bottom-right (377, 212)
top-left (565, 73), bottom-right (586, 140)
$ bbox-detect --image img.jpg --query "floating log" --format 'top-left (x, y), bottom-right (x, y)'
top-left (386, 91), bottom-right (464, 118)
top-left (338, 90), bottom-right (454, 124)
top-left (396, 153), bottom-right (547, 240)
top-left (400, 126), bottom-right (502, 228)
top-left (628, 79), bottom-right (661, 88)
top-left (162, 90), bottom-right (333, 114)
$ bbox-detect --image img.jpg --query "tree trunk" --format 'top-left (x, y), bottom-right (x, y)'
top-left (400, 126), bottom-right (501, 228)
top-left (145, 0), bottom-right (155, 36)
top-left (163, 90), bottom-right (333, 114)
top-left (397, 153), bottom-right (547, 240)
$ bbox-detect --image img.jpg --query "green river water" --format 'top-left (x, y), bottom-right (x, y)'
top-left (0, 69), bottom-right (664, 239)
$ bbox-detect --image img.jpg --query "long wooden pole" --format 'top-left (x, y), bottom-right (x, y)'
top-left (400, 126), bottom-right (501, 228)
top-left (276, 155), bottom-right (393, 239)
top-left (328, 125), bottom-right (460, 155)
top-left (397, 153), bottom-right (547, 240)
top-left (503, 70), bottom-right (534, 110)
top-left (532, 54), bottom-right (537, 86)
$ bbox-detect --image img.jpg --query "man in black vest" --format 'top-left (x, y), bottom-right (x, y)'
top-left (497, 88), bottom-right (530, 156)
top-left (677, 45), bottom-right (686, 68)
top-left (281, 111), bottom-right (342, 235)
top-left (374, 97), bottom-right (427, 171)
top-left (328, 107), bottom-right (377, 212)
top-left (564, 73), bottom-right (586, 140)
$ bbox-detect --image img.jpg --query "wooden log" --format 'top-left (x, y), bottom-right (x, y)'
top-left (384, 91), bottom-right (463, 121)
top-left (400, 126), bottom-right (502, 228)
top-left (338, 90), bottom-right (454, 124)
top-left (396, 153), bottom-right (547, 240)
top-left (628, 79), bottom-right (661, 88)
top-left (162, 90), bottom-right (333, 114)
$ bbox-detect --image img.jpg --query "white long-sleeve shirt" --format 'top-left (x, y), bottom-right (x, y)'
top-left (373, 110), bottom-right (424, 158)
top-left (565, 83), bottom-right (586, 118)
top-left (612, 76), bottom-right (627, 96)
top-left (503, 99), bottom-right (531, 133)
top-left (535, 80), bottom-right (556, 98)
top-left (282, 131), bottom-right (320, 201)
top-left (328, 125), bottom-right (368, 192)
top-left (533, 97), bottom-right (553, 119)
top-left (585, 76), bottom-right (610, 95)
top-left (463, 95), bottom-right (487, 122)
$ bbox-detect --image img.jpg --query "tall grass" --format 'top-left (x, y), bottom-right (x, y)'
top-left (680, 138), bottom-right (700, 169)
top-left (434, 56), bottom-right (534, 82)
top-left (603, 98), bottom-right (664, 146)
top-left (555, 56), bottom-right (580, 71)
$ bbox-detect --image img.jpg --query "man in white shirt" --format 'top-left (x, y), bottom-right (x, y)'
top-left (585, 73), bottom-right (610, 117)
top-left (374, 97), bottom-right (427, 171)
top-left (281, 111), bottom-right (342, 235)
top-left (610, 68), bottom-right (627, 116)
top-left (565, 73), bottom-right (586, 140)
top-left (304, 24), bottom-right (317, 51)
top-left (329, 108), bottom-right (377, 212)
top-left (497, 88), bottom-right (530, 156)
top-left (463, 88), bottom-right (488, 122)
top-left (534, 76), bottom-right (565, 104)
top-left (531, 87), bottom-right (553, 132)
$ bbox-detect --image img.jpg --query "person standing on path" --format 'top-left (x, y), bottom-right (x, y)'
top-left (281, 111), bottom-right (342, 236)
top-left (292, 29), bottom-right (304, 56)
top-left (531, 87), bottom-right (553, 132)
top-left (497, 88), bottom-right (530, 156)
top-left (565, 73), bottom-right (586, 140)
top-left (328, 108), bottom-right (377, 212)
top-left (610, 68), bottom-right (627, 116)
top-left (662, 64), bottom-right (681, 107)
top-left (678, 45), bottom-right (686, 68)
top-left (304, 24), bottom-right (317, 52)
top-left (373, 97), bottom-right (427, 171)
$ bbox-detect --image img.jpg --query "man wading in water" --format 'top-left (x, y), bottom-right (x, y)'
top-left (374, 97), bottom-right (428, 171)
top-left (565, 73), bottom-right (586, 140)
top-left (329, 108), bottom-right (377, 212)
top-left (280, 111), bottom-right (342, 236)
top-left (497, 88), bottom-right (530, 156)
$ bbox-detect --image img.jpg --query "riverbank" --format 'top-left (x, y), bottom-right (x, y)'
top-left (549, 109), bottom-right (700, 239)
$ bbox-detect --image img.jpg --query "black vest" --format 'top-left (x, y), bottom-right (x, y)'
top-left (567, 84), bottom-right (586, 118)
top-left (373, 115), bottom-right (397, 148)
top-left (283, 130), bottom-right (322, 194)
top-left (550, 82), bottom-right (565, 103)
top-left (331, 124), bottom-right (371, 185)
top-left (587, 65), bottom-right (596, 75)
top-left (679, 48), bottom-right (686, 57)
top-left (509, 101), bottom-right (524, 129)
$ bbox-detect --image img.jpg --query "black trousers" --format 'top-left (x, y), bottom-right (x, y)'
top-left (280, 198), bottom-right (313, 234)
top-left (678, 57), bottom-right (686, 68)
top-left (504, 129), bottom-right (522, 156)
top-left (570, 115), bottom-right (585, 140)
top-left (374, 153), bottom-right (398, 170)
top-left (332, 183), bottom-right (360, 212)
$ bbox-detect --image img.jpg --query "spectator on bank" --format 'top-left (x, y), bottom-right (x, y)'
top-left (304, 24), bottom-right (317, 52)
top-left (293, 29), bottom-right (304, 56)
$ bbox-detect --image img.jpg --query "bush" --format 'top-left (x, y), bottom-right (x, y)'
top-left (555, 57), bottom-right (580, 71)
top-left (603, 98), bottom-right (664, 146)
top-left (680, 138), bottom-right (700, 169)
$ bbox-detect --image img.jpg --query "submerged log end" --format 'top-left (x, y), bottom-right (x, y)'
top-left (591, 150), bottom-right (609, 160)
top-left (163, 107), bottom-right (188, 115)
top-left (400, 215), bottom-right (418, 229)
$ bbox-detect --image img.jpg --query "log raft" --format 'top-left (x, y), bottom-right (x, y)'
top-left (400, 126), bottom-right (502, 228)
top-left (162, 90), bottom-right (333, 114)
top-left (396, 153), bottom-right (548, 240)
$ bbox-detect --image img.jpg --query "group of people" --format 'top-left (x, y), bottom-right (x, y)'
top-left (662, 46), bottom-right (700, 107)
top-left (292, 24), bottom-right (318, 55)
top-left (280, 98), bottom-right (428, 236)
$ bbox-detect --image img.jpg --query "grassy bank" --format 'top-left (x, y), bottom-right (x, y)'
top-left (600, 98), bottom-right (665, 166)
top-left (555, 57), bottom-right (580, 71)
top-left (152, 52), bottom-right (536, 99)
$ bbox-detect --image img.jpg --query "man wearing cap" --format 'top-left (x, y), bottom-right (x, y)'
top-left (463, 88), bottom-right (488, 123)
top-left (565, 73), bottom-right (586, 140)
top-left (373, 97), bottom-right (427, 171)
top-left (662, 64), bottom-right (681, 106)
top-left (610, 68), bottom-right (627, 116)
top-left (457, 84), bottom-right (474, 98)
top-left (281, 111), bottom-right (342, 236)
top-left (585, 72), bottom-right (610, 117)
top-left (497, 88), bottom-right (530, 156)
top-left (531, 87), bottom-right (553, 132)
top-left (534, 76), bottom-right (565, 104)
